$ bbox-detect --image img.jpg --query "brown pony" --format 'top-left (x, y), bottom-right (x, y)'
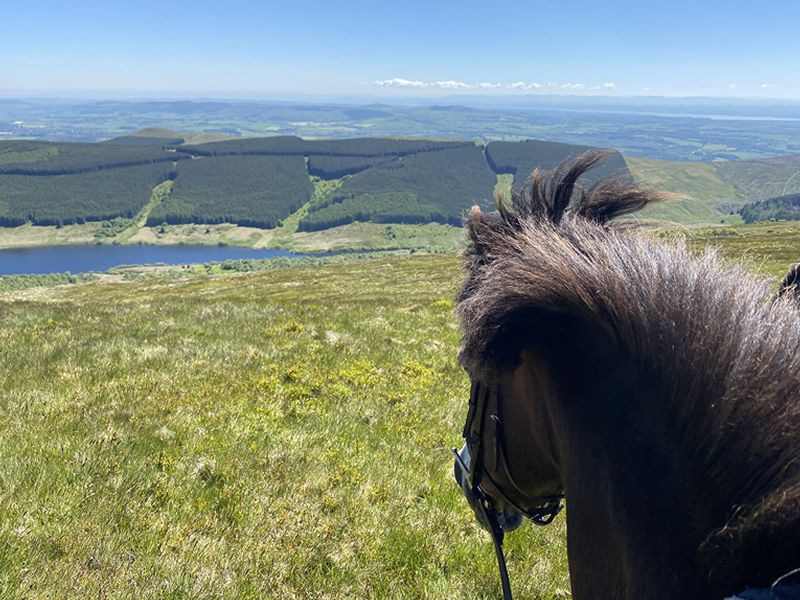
top-left (454, 152), bottom-right (800, 599)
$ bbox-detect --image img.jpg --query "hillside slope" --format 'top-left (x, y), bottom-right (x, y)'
top-left (626, 156), bottom-right (742, 223)
top-left (714, 154), bottom-right (800, 205)
top-left (0, 136), bottom-right (623, 234)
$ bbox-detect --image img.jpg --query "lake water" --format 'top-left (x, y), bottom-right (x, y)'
top-left (0, 244), bottom-right (306, 275)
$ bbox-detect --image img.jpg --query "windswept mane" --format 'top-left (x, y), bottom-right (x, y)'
top-left (457, 151), bottom-right (800, 586)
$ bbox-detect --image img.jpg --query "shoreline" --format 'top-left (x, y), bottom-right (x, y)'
top-left (0, 221), bottom-right (466, 254)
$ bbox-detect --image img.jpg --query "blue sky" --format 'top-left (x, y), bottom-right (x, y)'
top-left (1, 0), bottom-right (799, 98)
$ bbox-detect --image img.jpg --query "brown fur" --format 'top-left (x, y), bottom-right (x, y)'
top-left (779, 263), bottom-right (800, 301)
top-left (457, 152), bottom-right (800, 598)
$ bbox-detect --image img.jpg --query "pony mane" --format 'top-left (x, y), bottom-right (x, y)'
top-left (457, 151), bottom-right (800, 585)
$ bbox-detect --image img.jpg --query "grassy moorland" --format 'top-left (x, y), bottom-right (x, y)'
top-left (680, 220), bottom-right (800, 277)
top-left (2, 221), bottom-right (800, 599)
top-left (0, 254), bottom-right (570, 599)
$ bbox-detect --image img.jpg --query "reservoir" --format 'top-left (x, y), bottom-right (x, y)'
top-left (0, 244), bottom-right (304, 275)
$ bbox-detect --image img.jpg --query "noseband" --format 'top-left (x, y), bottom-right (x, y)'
top-left (453, 377), bottom-right (564, 600)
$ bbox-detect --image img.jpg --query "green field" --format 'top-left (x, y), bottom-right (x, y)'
top-left (3, 221), bottom-right (800, 598)
top-left (678, 220), bottom-right (800, 276)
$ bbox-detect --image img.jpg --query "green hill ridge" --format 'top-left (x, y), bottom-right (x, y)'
top-left (0, 136), bottom-right (628, 232)
top-left (2, 134), bottom-right (798, 238)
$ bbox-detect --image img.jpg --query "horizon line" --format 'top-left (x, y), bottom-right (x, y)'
top-left (2, 91), bottom-right (800, 103)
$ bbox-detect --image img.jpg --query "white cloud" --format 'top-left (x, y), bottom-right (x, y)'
top-left (728, 83), bottom-right (737, 89)
top-left (760, 83), bottom-right (776, 89)
top-left (434, 80), bottom-right (473, 89)
top-left (372, 78), bottom-right (615, 92)
top-left (373, 78), bottom-right (428, 88)
top-left (506, 81), bottom-right (541, 90)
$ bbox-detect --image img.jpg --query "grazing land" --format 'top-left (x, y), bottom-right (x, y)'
top-left (2, 223), bottom-right (799, 598)
top-left (626, 156), bottom-right (743, 224)
top-left (715, 154), bottom-right (800, 203)
top-left (0, 253), bottom-right (570, 599)
top-left (680, 220), bottom-right (800, 277)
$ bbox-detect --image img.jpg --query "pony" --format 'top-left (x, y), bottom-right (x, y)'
top-left (453, 152), bottom-right (800, 599)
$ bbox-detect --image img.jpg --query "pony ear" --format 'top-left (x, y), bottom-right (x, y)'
top-left (464, 204), bottom-right (514, 266)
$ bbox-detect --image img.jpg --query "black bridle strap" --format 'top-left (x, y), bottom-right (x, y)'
top-left (490, 413), bottom-right (563, 525)
top-left (453, 445), bottom-right (514, 599)
top-left (488, 507), bottom-right (513, 600)
top-left (458, 377), bottom-right (564, 599)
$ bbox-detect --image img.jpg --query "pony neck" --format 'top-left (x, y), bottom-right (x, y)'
top-left (510, 320), bottom-right (800, 599)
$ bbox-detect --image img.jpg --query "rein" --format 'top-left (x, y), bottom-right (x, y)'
top-left (454, 378), bottom-right (564, 600)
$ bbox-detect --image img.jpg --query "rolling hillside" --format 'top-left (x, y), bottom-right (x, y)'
top-left (715, 154), bottom-right (800, 204)
top-left (626, 153), bottom-right (800, 224)
top-left (2, 131), bottom-right (798, 239)
top-left (738, 192), bottom-right (800, 223)
top-left (487, 139), bottom-right (629, 186)
top-left (298, 145), bottom-right (497, 230)
top-left (0, 135), bottom-right (627, 234)
top-left (626, 156), bottom-right (742, 223)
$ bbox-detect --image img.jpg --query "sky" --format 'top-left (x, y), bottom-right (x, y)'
top-left (1, 0), bottom-right (799, 99)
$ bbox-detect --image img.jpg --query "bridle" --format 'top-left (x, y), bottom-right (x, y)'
top-left (453, 377), bottom-right (564, 600)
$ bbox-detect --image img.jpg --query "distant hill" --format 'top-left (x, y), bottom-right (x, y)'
top-left (102, 128), bottom-right (186, 146)
top-left (624, 155), bottom-right (800, 224)
top-left (714, 154), bottom-right (800, 205)
top-left (298, 145), bottom-right (497, 230)
top-left (626, 156), bottom-right (743, 223)
top-left (0, 134), bottom-right (626, 231)
top-left (487, 139), bottom-right (628, 187)
top-left (4, 132), bottom-right (797, 233)
top-left (103, 128), bottom-right (240, 146)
